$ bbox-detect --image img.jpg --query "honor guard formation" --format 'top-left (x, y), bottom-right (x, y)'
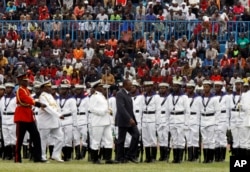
top-left (0, 75), bottom-right (250, 164)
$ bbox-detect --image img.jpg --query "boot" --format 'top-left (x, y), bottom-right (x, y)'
top-left (151, 147), bottom-right (157, 162)
top-left (187, 147), bottom-right (193, 161)
top-left (11, 146), bottom-right (15, 160)
top-left (98, 147), bottom-right (105, 160)
top-left (29, 146), bottom-right (33, 160)
top-left (49, 145), bottom-right (54, 159)
top-left (81, 146), bottom-right (87, 159)
top-left (159, 147), bottom-right (167, 161)
top-left (62, 147), bottom-right (67, 161)
top-left (7, 146), bottom-right (13, 160)
top-left (145, 147), bottom-right (152, 163)
top-left (87, 147), bottom-right (92, 162)
top-left (172, 149), bottom-right (179, 163)
top-left (203, 149), bottom-right (208, 163)
top-left (193, 147), bottom-right (199, 161)
top-left (214, 148), bottom-right (220, 162)
top-left (75, 145), bottom-right (81, 160)
top-left (220, 147), bottom-right (226, 162)
top-left (104, 148), bottom-right (118, 164)
top-left (179, 149), bottom-right (184, 163)
top-left (91, 149), bottom-right (101, 164)
top-left (124, 147), bottom-right (129, 158)
top-left (22, 145), bottom-right (28, 159)
top-left (68, 147), bottom-right (73, 161)
top-left (208, 149), bottom-right (214, 163)
top-left (166, 147), bottom-right (171, 162)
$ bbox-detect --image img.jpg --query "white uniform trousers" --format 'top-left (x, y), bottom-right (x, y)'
top-left (231, 126), bottom-right (249, 149)
top-left (48, 134), bottom-right (55, 146)
top-left (157, 124), bottom-right (169, 147)
top-left (62, 125), bottom-right (73, 147)
top-left (40, 128), bottom-right (64, 160)
top-left (247, 127), bottom-right (250, 149)
top-left (170, 125), bottom-right (185, 149)
top-left (142, 122), bottom-right (157, 147)
top-left (2, 124), bottom-right (16, 146)
top-left (73, 125), bottom-right (88, 146)
top-left (185, 125), bottom-right (199, 147)
top-left (91, 125), bottom-right (113, 150)
top-left (214, 122), bottom-right (228, 148)
top-left (201, 125), bottom-right (215, 149)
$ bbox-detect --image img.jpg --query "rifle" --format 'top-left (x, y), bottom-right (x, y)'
top-left (166, 131), bottom-right (171, 162)
top-left (87, 128), bottom-right (91, 162)
top-left (199, 111), bottom-right (202, 163)
top-left (139, 134), bottom-right (144, 162)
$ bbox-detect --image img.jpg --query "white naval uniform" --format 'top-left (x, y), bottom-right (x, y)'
top-left (158, 95), bottom-right (169, 147)
top-left (142, 94), bottom-right (161, 147)
top-left (38, 92), bottom-right (64, 160)
top-left (57, 96), bottom-right (77, 147)
top-left (124, 94), bottom-right (143, 148)
top-left (185, 95), bottom-right (201, 147)
top-left (73, 95), bottom-right (89, 147)
top-left (229, 93), bottom-right (248, 149)
top-left (0, 94), bottom-right (16, 146)
top-left (241, 91), bottom-right (250, 150)
top-left (108, 96), bottom-right (116, 139)
top-left (89, 91), bottom-right (113, 150)
top-left (214, 93), bottom-right (230, 148)
top-left (166, 93), bottom-right (190, 149)
top-left (199, 95), bottom-right (220, 149)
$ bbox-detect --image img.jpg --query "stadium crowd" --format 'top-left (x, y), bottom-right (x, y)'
top-left (0, 0), bottom-right (250, 164)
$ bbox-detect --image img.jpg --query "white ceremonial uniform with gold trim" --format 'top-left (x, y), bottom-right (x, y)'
top-left (38, 91), bottom-right (64, 160)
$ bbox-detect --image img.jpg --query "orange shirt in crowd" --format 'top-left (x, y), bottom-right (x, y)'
top-left (107, 39), bottom-right (118, 51)
top-left (73, 48), bottom-right (84, 60)
top-left (74, 6), bottom-right (84, 17)
top-left (52, 39), bottom-right (63, 48)
top-left (136, 39), bottom-right (146, 50)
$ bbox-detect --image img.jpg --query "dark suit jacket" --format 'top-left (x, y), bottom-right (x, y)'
top-left (115, 88), bottom-right (137, 127)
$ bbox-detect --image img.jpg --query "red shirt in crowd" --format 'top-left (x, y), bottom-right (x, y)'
top-left (233, 5), bottom-right (244, 15)
top-left (104, 49), bottom-right (114, 58)
top-left (210, 74), bottom-right (222, 81)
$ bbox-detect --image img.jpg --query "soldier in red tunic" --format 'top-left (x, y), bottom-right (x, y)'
top-left (14, 72), bottom-right (46, 163)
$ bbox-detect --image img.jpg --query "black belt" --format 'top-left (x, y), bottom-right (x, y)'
top-left (63, 114), bottom-right (72, 117)
top-left (135, 110), bottom-right (139, 113)
top-left (3, 112), bottom-right (14, 115)
top-left (221, 110), bottom-right (226, 113)
top-left (170, 111), bottom-right (184, 115)
top-left (77, 112), bottom-right (86, 115)
top-left (143, 111), bottom-right (155, 114)
top-left (161, 111), bottom-right (165, 114)
top-left (231, 108), bottom-right (240, 112)
top-left (190, 112), bottom-right (196, 115)
top-left (201, 113), bottom-right (214, 117)
top-left (88, 111), bottom-right (91, 113)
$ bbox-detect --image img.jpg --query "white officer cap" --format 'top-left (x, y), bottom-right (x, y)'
top-left (0, 85), bottom-right (5, 89)
top-left (4, 82), bottom-right (15, 88)
top-left (235, 78), bottom-right (244, 84)
top-left (132, 80), bottom-right (140, 87)
top-left (60, 84), bottom-right (70, 89)
top-left (159, 82), bottom-right (169, 88)
top-left (186, 80), bottom-right (196, 87)
top-left (52, 85), bottom-right (58, 89)
top-left (40, 80), bottom-right (52, 87)
top-left (75, 84), bottom-right (86, 89)
top-left (213, 81), bottom-right (223, 86)
top-left (243, 82), bottom-right (249, 87)
top-left (144, 81), bottom-right (154, 86)
top-left (90, 79), bottom-right (102, 88)
top-left (203, 80), bottom-right (212, 85)
top-left (33, 81), bottom-right (42, 88)
top-left (27, 86), bottom-right (33, 90)
top-left (173, 80), bottom-right (182, 86)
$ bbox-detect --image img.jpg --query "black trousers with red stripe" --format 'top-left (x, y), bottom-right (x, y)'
top-left (15, 122), bottom-right (42, 163)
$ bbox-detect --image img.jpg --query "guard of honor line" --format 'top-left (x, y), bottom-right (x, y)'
top-left (0, 74), bottom-right (250, 164)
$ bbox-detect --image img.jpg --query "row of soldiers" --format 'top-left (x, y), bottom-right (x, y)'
top-left (0, 78), bottom-right (250, 163)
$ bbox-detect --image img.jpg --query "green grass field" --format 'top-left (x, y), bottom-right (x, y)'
top-left (0, 155), bottom-right (229, 172)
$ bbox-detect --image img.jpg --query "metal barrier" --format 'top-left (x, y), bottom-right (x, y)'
top-left (0, 20), bottom-right (249, 42)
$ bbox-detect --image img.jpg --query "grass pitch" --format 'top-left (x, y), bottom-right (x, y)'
top-left (0, 156), bottom-right (229, 172)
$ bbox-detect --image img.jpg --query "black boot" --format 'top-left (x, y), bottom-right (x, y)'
top-left (29, 146), bottom-right (33, 160)
top-left (151, 147), bottom-right (157, 162)
top-left (220, 147), bottom-right (226, 162)
top-left (98, 147), bottom-right (105, 160)
top-left (166, 147), bottom-right (171, 162)
top-left (68, 147), bottom-right (73, 161)
top-left (48, 145), bottom-right (54, 159)
top-left (81, 146), bottom-right (87, 159)
top-left (172, 149), bottom-right (179, 163)
top-left (203, 149), bottom-right (208, 163)
top-left (62, 147), bottom-right (67, 161)
top-left (208, 149), bottom-right (214, 163)
top-left (179, 149), bottom-right (184, 163)
top-left (92, 149), bottom-right (101, 164)
top-left (87, 147), bottom-right (92, 162)
top-left (145, 147), bottom-right (151, 163)
top-left (214, 148), bottom-right (220, 162)
top-left (22, 145), bottom-right (28, 159)
top-left (193, 147), bottom-right (199, 161)
top-left (159, 147), bottom-right (167, 161)
top-left (75, 145), bottom-right (81, 160)
top-left (187, 147), bottom-right (193, 161)
top-left (7, 146), bottom-right (14, 160)
top-left (105, 148), bottom-right (118, 164)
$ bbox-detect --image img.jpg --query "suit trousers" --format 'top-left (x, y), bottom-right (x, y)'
top-left (2, 124), bottom-right (16, 146)
top-left (73, 125), bottom-right (88, 146)
top-left (15, 122), bottom-right (42, 162)
top-left (39, 127), bottom-right (64, 160)
top-left (117, 126), bottom-right (139, 161)
top-left (201, 125), bottom-right (215, 149)
top-left (91, 125), bottom-right (113, 150)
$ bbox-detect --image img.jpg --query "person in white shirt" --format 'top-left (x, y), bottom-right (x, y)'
top-left (186, 44), bottom-right (197, 60)
top-left (180, 2), bottom-right (188, 16)
top-left (84, 44), bottom-right (94, 61)
top-left (124, 63), bottom-right (136, 78)
top-left (136, 2), bottom-right (146, 15)
top-left (96, 9), bottom-right (109, 21)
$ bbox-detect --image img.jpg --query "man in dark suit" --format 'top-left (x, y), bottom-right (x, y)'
top-left (115, 79), bottom-right (140, 163)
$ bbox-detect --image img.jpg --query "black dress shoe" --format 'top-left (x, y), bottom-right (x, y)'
top-left (127, 157), bottom-right (139, 164)
top-left (93, 160), bottom-right (102, 164)
top-left (105, 160), bottom-right (120, 164)
top-left (117, 159), bottom-right (129, 164)
top-left (34, 159), bottom-right (48, 163)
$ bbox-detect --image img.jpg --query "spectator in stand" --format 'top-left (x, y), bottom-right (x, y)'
top-left (220, 54), bottom-right (231, 68)
top-left (148, 43), bottom-right (160, 58)
top-left (186, 43), bottom-right (196, 60)
top-left (101, 69), bottom-right (115, 85)
top-left (63, 62), bottom-right (73, 76)
top-left (39, 9), bottom-right (50, 20)
top-left (63, 34), bottom-right (73, 50)
top-left (71, 70), bottom-right (80, 85)
top-left (205, 44), bottom-right (218, 60)
top-left (210, 35), bottom-right (220, 52)
top-left (189, 52), bottom-right (202, 69)
top-left (180, 2), bottom-right (188, 16)
top-left (124, 62), bottom-right (135, 78)
top-left (234, 53), bottom-right (246, 69)
top-left (181, 61), bottom-right (192, 77)
top-left (136, 36), bottom-right (146, 51)
top-left (210, 69), bottom-right (222, 81)
top-left (52, 35), bottom-right (63, 49)
top-left (74, 2), bottom-right (85, 20)
top-left (84, 43), bottom-right (94, 61)
top-left (107, 34), bottom-right (118, 51)
top-left (5, 1), bottom-right (16, 13)
top-left (136, 1), bottom-right (146, 15)
top-left (177, 35), bottom-right (188, 51)
top-left (0, 53), bottom-right (8, 68)
top-left (6, 27), bottom-right (18, 41)
top-left (233, 1), bottom-right (244, 16)
top-left (73, 44), bottom-right (84, 60)
top-left (158, 35), bottom-right (167, 56)
top-left (103, 44), bottom-right (115, 65)
top-left (206, 0), bottom-right (218, 16)
top-left (237, 33), bottom-right (249, 58)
